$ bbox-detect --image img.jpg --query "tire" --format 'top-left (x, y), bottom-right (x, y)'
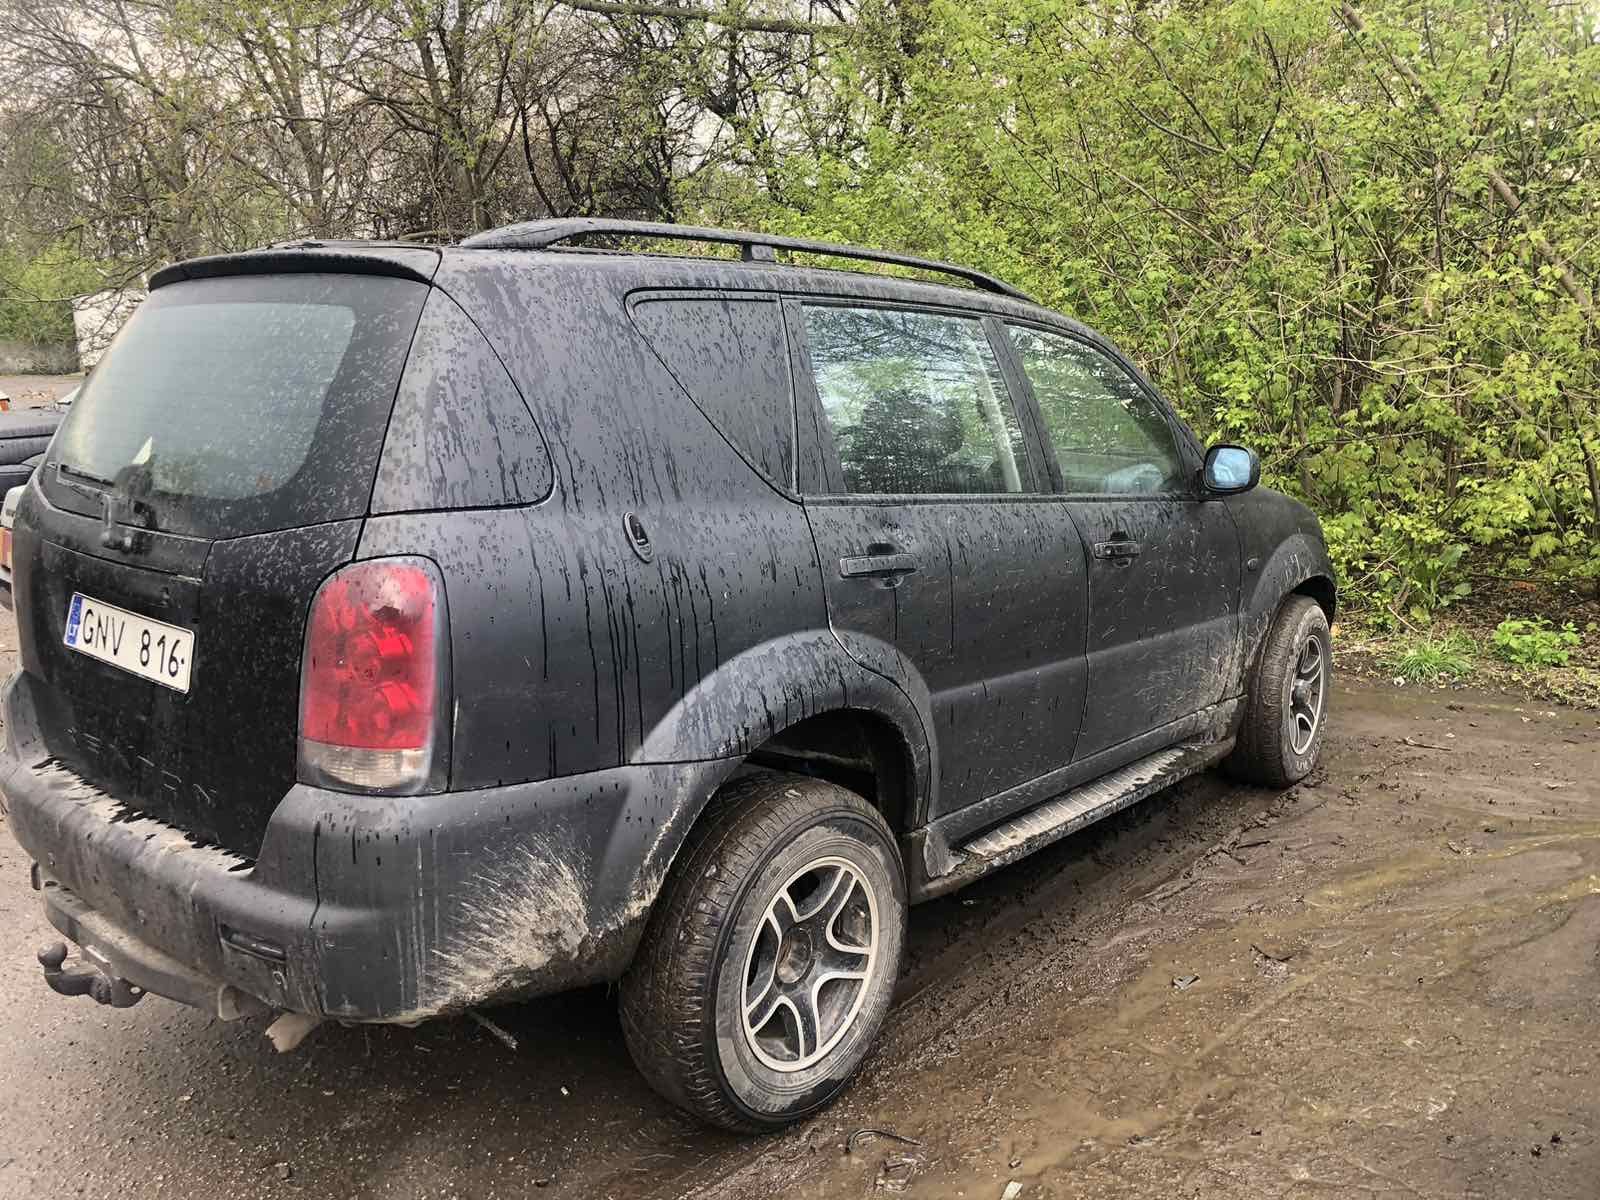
top-left (1226, 595), bottom-right (1331, 787)
top-left (619, 772), bottom-right (906, 1132)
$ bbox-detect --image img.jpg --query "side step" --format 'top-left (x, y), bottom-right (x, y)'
top-left (939, 740), bottom-right (1233, 891)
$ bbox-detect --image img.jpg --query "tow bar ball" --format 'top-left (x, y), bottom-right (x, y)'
top-left (37, 941), bottom-right (146, 1009)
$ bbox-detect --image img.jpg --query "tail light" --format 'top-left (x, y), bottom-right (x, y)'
top-left (298, 557), bottom-right (449, 794)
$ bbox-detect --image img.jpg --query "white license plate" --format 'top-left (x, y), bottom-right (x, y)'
top-left (63, 592), bottom-right (195, 693)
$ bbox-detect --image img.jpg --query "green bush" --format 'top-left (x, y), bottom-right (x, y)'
top-left (1387, 632), bottom-right (1476, 682)
top-left (698, 0), bottom-right (1600, 617)
top-left (1490, 618), bottom-right (1581, 668)
top-left (0, 247), bottom-right (107, 346)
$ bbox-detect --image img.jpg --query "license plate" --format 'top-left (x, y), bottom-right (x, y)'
top-left (63, 592), bottom-right (195, 693)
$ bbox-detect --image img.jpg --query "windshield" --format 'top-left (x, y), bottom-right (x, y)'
top-left (48, 273), bottom-right (427, 538)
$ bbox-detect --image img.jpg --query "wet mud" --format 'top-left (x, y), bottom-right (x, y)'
top-left (1, 609), bottom-right (1596, 1200)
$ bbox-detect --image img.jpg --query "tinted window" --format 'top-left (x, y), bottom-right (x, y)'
top-left (1007, 325), bottom-right (1185, 494)
top-left (631, 296), bottom-right (793, 485)
top-left (48, 273), bottom-right (427, 538)
top-left (803, 305), bottom-right (1031, 495)
top-left (371, 288), bottom-right (552, 512)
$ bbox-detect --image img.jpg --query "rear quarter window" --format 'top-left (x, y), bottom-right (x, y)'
top-left (630, 295), bottom-right (794, 487)
top-left (370, 288), bottom-right (552, 512)
top-left (46, 273), bottom-right (428, 539)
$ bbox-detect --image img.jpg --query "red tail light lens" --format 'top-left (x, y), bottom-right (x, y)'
top-left (298, 557), bottom-right (448, 793)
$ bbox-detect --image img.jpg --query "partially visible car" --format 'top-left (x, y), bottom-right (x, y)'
top-left (0, 410), bottom-right (62, 494)
top-left (1, 383), bottom-right (79, 607)
top-left (0, 384), bottom-right (78, 495)
top-left (0, 483), bottom-right (21, 608)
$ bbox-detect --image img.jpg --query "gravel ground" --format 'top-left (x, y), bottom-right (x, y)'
top-left (0, 374), bottom-right (80, 408)
top-left (0, 606), bottom-right (1596, 1200)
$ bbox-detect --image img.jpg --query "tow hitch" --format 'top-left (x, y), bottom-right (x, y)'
top-left (38, 941), bottom-right (146, 1008)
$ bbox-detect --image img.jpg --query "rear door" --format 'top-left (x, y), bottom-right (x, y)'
top-left (15, 271), bottom-right (430, 858)
top-left (1002, 323), bottom-right (1240, 761)
top-left (791, 299), bottom-right (1089, 817)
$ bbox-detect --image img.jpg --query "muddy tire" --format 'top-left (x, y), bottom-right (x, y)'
top-left (1227, 596), bottom-right (1331, 787)
top-left (619, 772), bottom-right (906, 1132)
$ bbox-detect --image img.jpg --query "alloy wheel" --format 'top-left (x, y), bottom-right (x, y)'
top-left (1288, 633), bottom-right (1327, 756)
top-left (740, 856), bottom-right (880, 1073)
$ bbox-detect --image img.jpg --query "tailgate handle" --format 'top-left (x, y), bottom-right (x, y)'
top-left (1093, 537), bottom-right (1143, 561)
top-left (839, 551), bottom-right (918, 581)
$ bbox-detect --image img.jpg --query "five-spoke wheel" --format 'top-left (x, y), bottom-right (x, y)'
top-left (1288, 633), bottom-right (1326, 756)
top-left (741, 857), bottom-right (879, 1072)
top-left (621, 773), bottom-right (905, 1132)
top-left (1228, 595), bottom-right (1333, 786)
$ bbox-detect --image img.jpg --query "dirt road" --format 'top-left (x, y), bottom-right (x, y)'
top-left (0, 374), bottom-right (78, 408)
top-left (1, 610), bottom-right (1596, 1198)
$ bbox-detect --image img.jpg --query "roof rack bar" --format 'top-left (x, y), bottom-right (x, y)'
top-left (458, 218), bottom-right (1033, 302)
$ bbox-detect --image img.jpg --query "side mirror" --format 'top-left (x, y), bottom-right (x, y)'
top-left (1202, 444), bottom-right (1260, 494)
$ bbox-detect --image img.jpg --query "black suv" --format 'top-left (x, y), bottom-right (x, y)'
top-left (0, 220), bottom-right (1334, 1131)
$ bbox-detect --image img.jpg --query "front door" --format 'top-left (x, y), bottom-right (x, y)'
top-left (1003, 322), bottom-right (1241, 761)
top-left (790, 300), bottom-right (1089, 817)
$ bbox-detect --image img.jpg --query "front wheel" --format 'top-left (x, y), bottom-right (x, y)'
top-left (619, 773), bottom-right (906, 1132)
top-left (1227, 595), bottom-right (1331, 786)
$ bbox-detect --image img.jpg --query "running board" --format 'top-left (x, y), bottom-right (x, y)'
top-left (932, 739), bottom-right (1233, 895)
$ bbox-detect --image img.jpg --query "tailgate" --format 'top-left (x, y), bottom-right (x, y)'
top-left (13, 269), bottom-right (431, 858)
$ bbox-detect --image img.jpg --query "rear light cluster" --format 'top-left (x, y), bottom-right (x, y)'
top-left (298, 557), bottom-right (449, 794)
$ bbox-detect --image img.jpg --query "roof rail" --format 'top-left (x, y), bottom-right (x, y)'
top-left (458, 218), bottom-right (1034, 302)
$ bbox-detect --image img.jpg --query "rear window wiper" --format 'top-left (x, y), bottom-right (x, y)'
top-left (53, 461), bottom-right (163, 540)
top-left (54, 461), bottom-right (115, 497)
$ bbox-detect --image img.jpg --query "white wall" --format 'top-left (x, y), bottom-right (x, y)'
top-left (72, 288), bottom-right (146, 369)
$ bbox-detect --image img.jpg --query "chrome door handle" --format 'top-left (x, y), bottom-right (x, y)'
top-left (839, 552), bottom-right (918, 580)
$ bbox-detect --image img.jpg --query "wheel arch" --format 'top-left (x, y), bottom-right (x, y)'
top-left (607, 632), bottom-right (933, 968)
top-left (1291, 574), bottom-right (1337, 622)
top-left (1239, 533), bottom-right (1337, 680)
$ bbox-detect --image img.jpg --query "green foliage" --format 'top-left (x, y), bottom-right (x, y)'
top-left (1386, 632), bottom-right (1476, 682)
top-left (1490, 617), bottom-right (1582, 668)
top-left (691, 0), bottom-right (1600, 616)
top-left (4, 0), bottom-right (1599, 615)
top-left (0, 247), bottom-right (106, 346)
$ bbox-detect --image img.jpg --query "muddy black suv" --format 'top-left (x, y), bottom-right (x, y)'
top-left (0, 220), bottom-right (1333, 1131)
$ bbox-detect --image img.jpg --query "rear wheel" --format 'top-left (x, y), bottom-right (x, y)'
top-left (620, 773), bottom-right (905, 1132)
top-left (1227, 595), bottom-right (1330, 786)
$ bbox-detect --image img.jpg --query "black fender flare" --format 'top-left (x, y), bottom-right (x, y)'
top-left (1239, 532), bottom-right (1337, 684)
top-left (599, 630), bottom-right (935, 944)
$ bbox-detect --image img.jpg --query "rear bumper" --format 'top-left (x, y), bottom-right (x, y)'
top-left (0, 670), bottom-right (725, 1022)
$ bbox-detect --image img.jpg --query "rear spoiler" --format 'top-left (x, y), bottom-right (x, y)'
top-left (150, 243), bottom-right (442, 291)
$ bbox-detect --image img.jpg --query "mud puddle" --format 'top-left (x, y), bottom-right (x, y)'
top-left (1, 666), bottom-right (1596, 1200)
top-left (684, 680), bottom-right (1600, 1200)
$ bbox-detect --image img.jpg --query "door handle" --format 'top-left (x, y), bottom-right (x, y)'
top-left (1092, 537), bottom-right (1143, 561)
top-left (839, 551), bottom-right (919, 580)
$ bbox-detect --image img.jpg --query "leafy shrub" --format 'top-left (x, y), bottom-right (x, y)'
top-left (1387, 632), bottom-right (1475, 682)
top-left (1490, 618), bottom-right (1581, 668)
top-left (0, 246), bottom-right (107, 346)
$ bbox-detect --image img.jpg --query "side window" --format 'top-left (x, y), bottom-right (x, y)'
top-left (371, 287), bottom-right (553, 513)
top-left (802, 305), bottom-right (1032, 495)
top-left (1007, 325), bottom-right (1186, 495)
top-left (631, 296), bottom-right (793, 486)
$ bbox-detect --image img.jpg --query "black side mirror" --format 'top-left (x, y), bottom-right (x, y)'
top-left (1202, 444), bottom-right (1260, 494)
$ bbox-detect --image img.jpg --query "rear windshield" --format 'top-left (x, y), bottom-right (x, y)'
top-left (47, 273), bottom-right (427, 538)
